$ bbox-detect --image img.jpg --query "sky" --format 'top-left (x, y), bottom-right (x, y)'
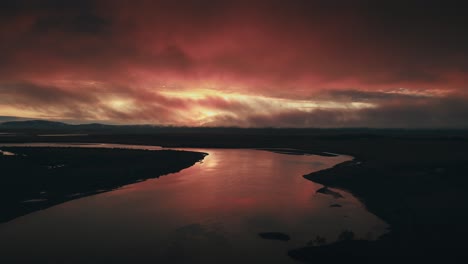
top-left (1, 0), bottom-right (468, 128)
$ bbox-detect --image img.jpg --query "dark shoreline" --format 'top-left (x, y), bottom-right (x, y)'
top-left (289, 155), bottom-right (468, 261)
top-left (0, 147), bottom-right (206, 223)
top-left (2, 130), bottom-right (468, 260)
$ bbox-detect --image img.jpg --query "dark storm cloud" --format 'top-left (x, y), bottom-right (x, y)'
top-left (321, 89), bottom-right (433, 102)
top-left (204, 95), bottom-right (468, 128)
top-left (0, 0), bottom-right (467, 127)
top-left (0, 82), bottom-right (97, 105)
top-left (360, 96), bottom-right (468, 128)
top-left (32, 13), bottom-right (109, 34)
top-left (2, 0), bottom-right (468, 83)
top-left (2, 82), bottom-right (468, 128)
top-left (0, 0), bottom-right (96, 13)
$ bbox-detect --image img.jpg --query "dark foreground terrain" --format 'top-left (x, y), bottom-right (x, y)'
top-left (0, 147), bottom-right (206, 223)
top-left (2, 125), bottom-right (468, 260)
top-left (290, 147), bottom-right (468, 261)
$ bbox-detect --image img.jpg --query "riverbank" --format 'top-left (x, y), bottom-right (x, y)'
top-left (0, 147), bottom-right (206, 223)
top-left (288, 144), bottom-right (468, 260)
top-left (2, 130), bottom-right (468, 259)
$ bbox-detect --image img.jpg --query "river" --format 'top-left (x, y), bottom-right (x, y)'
top-left (0, 143), bottom-right (388, 263)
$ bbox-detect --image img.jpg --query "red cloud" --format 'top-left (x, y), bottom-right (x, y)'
top-left (1, 1), bottom-right (468, 127)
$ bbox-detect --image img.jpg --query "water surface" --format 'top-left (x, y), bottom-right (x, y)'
top-left (0, 149), bottom-right (15, 155)
top-left (0, 144), bottom-right (387, 263)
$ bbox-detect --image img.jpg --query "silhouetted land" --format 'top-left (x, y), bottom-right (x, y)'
top-left (289, 145), bottom-right (468, 261)
top-left (2, 123), bottom-right (468, 260)
top-left (0, 147), bottom-right (206, 223)
top-left (258, 232), bottom-right (291, 241)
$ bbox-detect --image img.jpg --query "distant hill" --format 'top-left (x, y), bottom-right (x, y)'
top-left (1, 119), bottom-right (467, 137)
top-left (0, 119), bottom-right (153, 133)
top-left (0, 116), bottom-right (31, 123)
top-left (0, 120), bottom-right (71, 128)
top-left (0, 120), bottom-right (129, 130)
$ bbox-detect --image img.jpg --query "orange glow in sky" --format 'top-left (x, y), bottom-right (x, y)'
top-left (1, 1), bottom-right (467, 127)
